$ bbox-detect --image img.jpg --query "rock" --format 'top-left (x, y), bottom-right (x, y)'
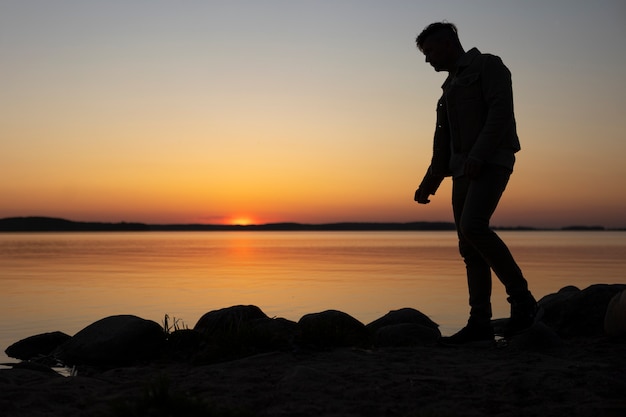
top-left (5, 331), bottom-right (71, 361)
top-left (10, 361), bottom-right (62, 375)
top-left (366, 308), bottom-right (440, 333)
top-left (298, 310), bottom-right (368, 348)
top-left (508, 322), bottom-right (565, 351)
top-left (538, 285), bottom-right (580, 307)
top-left (194, 305), bottom-right (269, 336)
top-left (365, 308), bottom-right (441, 347)
top-left (604, 289), bottom-right (626, 337)
top-left (54, 315), bottom-right (166, 367)
top-left (192, 306), bottom-right (273, 362)
top-left (539, 284), bottom-right (626, 337)
top-left (373, 323), bottom-right (440, 347)
top-left (249, 317), bottom-right (298, 351)
top-left (163, 329), bottom-right (203, 361)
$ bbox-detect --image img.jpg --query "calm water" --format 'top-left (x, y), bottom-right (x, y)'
top-left (2, 231), bottom-right (625, 364)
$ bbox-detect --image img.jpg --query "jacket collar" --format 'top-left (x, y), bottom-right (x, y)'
top-left (442, 47), bottom-right (481, 90)
top-left (457, 47), bottom-right (481, 69)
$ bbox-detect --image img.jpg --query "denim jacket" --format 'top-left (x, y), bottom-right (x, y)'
top-left (419, 48), bottom-right (521, 195)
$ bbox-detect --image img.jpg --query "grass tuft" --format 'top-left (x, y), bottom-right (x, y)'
top-left (162, 314), bottom-right (188, 335)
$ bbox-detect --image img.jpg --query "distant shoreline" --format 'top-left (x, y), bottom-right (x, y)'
top-left (0, 216), bottom-right (620, 232)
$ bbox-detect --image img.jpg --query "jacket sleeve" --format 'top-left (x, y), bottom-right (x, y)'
top-left (468, 55), bottom-right (518, 162)
top-left (429, 96), bottom-right (453, 177)
top-left (418, 166), bottom-right (445, 196)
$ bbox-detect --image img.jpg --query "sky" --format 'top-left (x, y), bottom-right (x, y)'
top-left (1, 0), bottom-right (625, 228)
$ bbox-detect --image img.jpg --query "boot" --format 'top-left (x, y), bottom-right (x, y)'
top-left (506, 292), bottom-right (537, 335)
top-left (441, 320), bottom-right (494, 345)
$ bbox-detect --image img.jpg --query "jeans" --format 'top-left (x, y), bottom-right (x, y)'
top-left (452, 164), bottom-right (529, 324)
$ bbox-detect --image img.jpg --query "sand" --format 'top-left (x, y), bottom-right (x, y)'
top-left (1, 335), bottom-right (624, 417)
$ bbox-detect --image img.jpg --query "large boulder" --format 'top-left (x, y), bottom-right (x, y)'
top-left (366, 308), bottom-right (440, 333)
top-left (366, 308), bottom-right (441, 347)
top-left (604, 289), bottom-right (626, 337)
top-left (194, 305), bottom-right (269, 336)
top-left (539, 284), bottom-right (626, 337)
top-left (54, 315), bottom-right (165, 367)
top-left (192, 305), bottom-right (273, 361)
top-left (248, 317), bottom-right (298, 351)
top-left (5, 331), bottom-right (71, 361)
top-left (298, 310), bottom-right (368, 348)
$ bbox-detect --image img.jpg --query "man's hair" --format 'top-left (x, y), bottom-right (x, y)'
top-left (416, 22), bottom-right (460, 51)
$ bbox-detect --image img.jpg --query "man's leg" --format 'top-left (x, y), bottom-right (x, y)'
top-left (457, 164), bottom-right (530, 298)
top-left (444, 175), bottom-right (495, 343)
top-left (457, 164), bottom-right (536, 332)
top-left (452, 176), bottom-right (493, 325)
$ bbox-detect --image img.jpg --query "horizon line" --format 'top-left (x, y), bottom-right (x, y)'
top-left (0, 216), bottom-right (620, 232)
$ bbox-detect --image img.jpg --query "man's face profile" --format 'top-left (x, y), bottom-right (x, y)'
top-left (421, 36), bottom-right (452, 72)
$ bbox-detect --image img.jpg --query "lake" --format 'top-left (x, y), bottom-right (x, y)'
top-left (1, 230), bottom-right (625, 364)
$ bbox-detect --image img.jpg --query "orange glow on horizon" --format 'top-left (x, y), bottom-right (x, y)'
top-left (228, 216), bottom-right (256, 226)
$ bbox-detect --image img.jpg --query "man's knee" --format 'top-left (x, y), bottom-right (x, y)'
top-left (458, 238), bottom-right (484, 266)
top-left (459, 217), bottom-right (490, 241)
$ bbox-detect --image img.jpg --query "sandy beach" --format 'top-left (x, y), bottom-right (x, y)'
top-left (2, 333), bottom-right (624, 417)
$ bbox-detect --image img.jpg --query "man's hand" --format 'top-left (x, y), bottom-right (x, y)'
top-left (464, 158), bottom-right (483, 179)
top-left (414, 188), bottom-right (431, 204)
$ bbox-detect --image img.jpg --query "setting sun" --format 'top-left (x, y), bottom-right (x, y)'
top-left (229, 217), bottom-right (256, 226)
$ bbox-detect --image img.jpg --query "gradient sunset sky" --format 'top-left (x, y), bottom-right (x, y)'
top-left (2, 1), bottom-right (625, 228)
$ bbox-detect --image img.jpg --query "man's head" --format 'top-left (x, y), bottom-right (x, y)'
top-left (416, 22), bottom-right (464, 72)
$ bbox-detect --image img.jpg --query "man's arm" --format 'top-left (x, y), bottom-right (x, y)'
top-left (415, 166), bottom-right (444, 204)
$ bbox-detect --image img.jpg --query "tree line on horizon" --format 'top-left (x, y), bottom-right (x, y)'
top-left (0, 216), bottom-right (612, 232)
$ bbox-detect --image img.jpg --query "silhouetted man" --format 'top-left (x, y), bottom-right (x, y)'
top-left (414, 22), bottom-right (537, 343)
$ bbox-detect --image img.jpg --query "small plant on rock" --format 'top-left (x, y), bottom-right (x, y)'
top-left (162, 314), bottom-right (188, 335)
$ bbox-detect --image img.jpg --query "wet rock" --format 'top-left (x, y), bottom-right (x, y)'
top-left (54, 315), bottom-right (165, 367)
top-left (5, 331), bottom-right (71, 361)
top-left (298, 310), bottom-right (368, 348)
